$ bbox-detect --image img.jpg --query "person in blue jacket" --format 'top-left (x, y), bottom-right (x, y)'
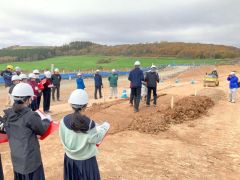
top-left (76, 72), bottom-right (85, 90)
top-left (128, 61), bottom-right (144, 112)
top-left (94, 70), bottom-right (103, 99)
top-left (227, 71), bottom-right (239, 103)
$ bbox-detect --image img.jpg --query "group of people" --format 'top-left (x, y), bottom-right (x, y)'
top-left (128, 61), bottom-right (160, 112)
top-left (0, 65), bottom-right (62, 113)
top-left (0, 83), bottom-right (109, 179)
top-left (76, 68), bottom-right (119, 99)
top-left (0, 61), bottom-right (159, 179)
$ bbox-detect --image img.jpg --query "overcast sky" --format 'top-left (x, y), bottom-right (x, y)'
top-left (0, 0), bottom-right (239, 48)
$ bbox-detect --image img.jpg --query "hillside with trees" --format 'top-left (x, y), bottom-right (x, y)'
top-left (0, 41), bottom-right (240, 63)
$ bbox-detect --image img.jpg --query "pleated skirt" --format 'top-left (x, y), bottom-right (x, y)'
top-left (64, 154), bottom-right (100, 180)
top-left (14, 164), bottom-right (45, 180)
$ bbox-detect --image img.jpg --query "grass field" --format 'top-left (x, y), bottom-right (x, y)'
top-left (0, 55), bottom-right (225, 72)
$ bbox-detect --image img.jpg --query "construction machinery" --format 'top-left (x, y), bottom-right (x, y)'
top-left (203, 73), bottom-right (219, 87)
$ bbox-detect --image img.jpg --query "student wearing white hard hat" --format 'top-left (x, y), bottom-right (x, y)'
top-left (28, 73), bottom-right (39, 111)
top-left (145, 64), bottom-right (160, 106)
top-left (128, 60), bottom-right (144, 112)
top-left (0, 83), bottom-right (50, 179)
top-left (227, 71), bottom-right (239, 103)
top-left (94, 70), bottom-right (103, 99)
top-left (8, 75), bottom-right (21, 106)
top-left (33, 69), bottom-right (42, 109)
top-left (19, 73), bottom-right (28, 83)
top-left (51, 68), bottom-right (62, 101)
top-left (14, 66), bottom-right (22, 76)
top-left (76, 72), bottom-right (85, 90)
top-left (40, 71), bottom-right (53, 113)
top-left (108, 69), bottom-right (118, 99)
top-left (59, 89), bottom-right (110, 180)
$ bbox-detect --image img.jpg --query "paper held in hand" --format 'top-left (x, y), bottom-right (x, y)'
top-left (35, 110), bottom-right (60, 140)
top-left (96, 123), bottom-right (110, 147)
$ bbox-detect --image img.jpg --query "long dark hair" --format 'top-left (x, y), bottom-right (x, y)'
top-left (70, 105), bottom-right (89, 133)
top-left (12, 96), bottom-right (31, 112)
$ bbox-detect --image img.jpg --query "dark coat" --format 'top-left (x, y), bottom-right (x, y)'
top-left (128, 68), bottom-right (144, 88)
top-left (145, 72), bottom-right (160, 87)
top-left (1, 70), bottom-right (13, 87)
top-left (51, 74), bottom-right (61, 86)
top-left (94, 74), bottom-right (103, 88)
top-left (2, 107), bottom-right (50, 174)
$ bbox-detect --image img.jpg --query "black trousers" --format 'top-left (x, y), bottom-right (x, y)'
top-left (94, 87), bottom-right (102, 99)
top-left (130, 88), bottom-right (134, 104)
top-left (31, 99), bottom-right (38, 111)
top-left (131, 87), bottom-right (141, 111)
top-left (52, 85), bottom-right (60, 100)
top-left (147, 87), bottom-right (157, 105)
top-left (37, 94), bottom-right (42, 110)
top-left (0, 155), bottom-right (3, 180)
top-left (43, 89), bottom-right (51, 112)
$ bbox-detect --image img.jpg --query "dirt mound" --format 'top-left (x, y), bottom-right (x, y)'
top-left (164, 96), bottom-right (214, 124)
top-left (197, 88), bottom-right (226, 102)
top-left (128, 96), bottom-right (214, 134)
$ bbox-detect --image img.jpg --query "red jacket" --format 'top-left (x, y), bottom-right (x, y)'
top-left (28, 80), bottom-right (39, 99)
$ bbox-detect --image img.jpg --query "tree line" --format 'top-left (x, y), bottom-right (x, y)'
top-left (0, 41), bottom-right (240, 63)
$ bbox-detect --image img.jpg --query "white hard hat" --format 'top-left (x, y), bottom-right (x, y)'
top-left (44, 71), bottom-right (51, 78)
top-left (12, 83), bottom-right (34, 97)
top-left (11, 75), bottom-right (21, 81)
top-left (77, 72), bottom-right (82, 76)
top-left (33, 69), bottom-right (40, 74)
top-left (19, 74), bottom-right (28, 80)
top-left (28, 73), bottom-right (36, 79)
top-left (112, 69), bottom-right (116, 73)
top-left (15, 66), bottom-right (21, 71)
top-left (134, 61), bottom-right (141, 66)
top-left (230, 71), bottom-right (235, 75)
top-left (54, 68), bottom-right (59, 72)
top-left (151, 64), bottom-right (156, 69)
top-left (96, 69), bottom-right (100, 72)
top-left (68, 89), bottom-right (89, 106)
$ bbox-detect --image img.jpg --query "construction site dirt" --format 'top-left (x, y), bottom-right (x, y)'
top-left (1, 65), bottom-right (240, 179)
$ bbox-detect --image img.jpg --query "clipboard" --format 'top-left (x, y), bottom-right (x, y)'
top-left (0, 133), bottom-right (8, 143)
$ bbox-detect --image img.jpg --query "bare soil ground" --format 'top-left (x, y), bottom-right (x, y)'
top-left (1, 65), bottom-right (240, 180)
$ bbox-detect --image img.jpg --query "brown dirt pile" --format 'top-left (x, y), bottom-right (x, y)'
top-left (164, 96), bottom-right (214, 124)
top-left (129, 96), bottom-right (214, 134)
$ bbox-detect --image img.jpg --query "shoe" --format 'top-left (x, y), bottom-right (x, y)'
top-left (146, 104), bottom-right (150, 107)
top-left (130, 103), bottom-right (133, 106)
top-left (231, 101), bottom-right (236, 103)
top-left (52, 99), bottom-right (55, 101)
top-left (109, 97), bottom-right (112, 99)
top-left (134, 108), bottom-right (139, 113)
top-left (57, 99), bottom-right (61, 101)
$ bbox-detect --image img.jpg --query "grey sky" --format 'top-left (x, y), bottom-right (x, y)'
top-left (0, 0), bottom-right (240, 48)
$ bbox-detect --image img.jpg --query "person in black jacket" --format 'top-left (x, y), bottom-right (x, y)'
top-left (94, 70), bottom-right (103, 99)
top-left (0, 83), bottom-right (50, 180)
top-left (51, 68), bottom-right (62, 101)
top-left (128, 61), bottom-right (144, 112)
top-left (145, 64), bottom-right (159, 106)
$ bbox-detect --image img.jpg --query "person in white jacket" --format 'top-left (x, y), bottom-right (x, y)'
top-left (59, 89), bottom-right (110, 180)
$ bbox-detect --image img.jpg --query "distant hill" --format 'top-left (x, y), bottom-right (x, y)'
top-left (0, 41), bottom-right (240, 63)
